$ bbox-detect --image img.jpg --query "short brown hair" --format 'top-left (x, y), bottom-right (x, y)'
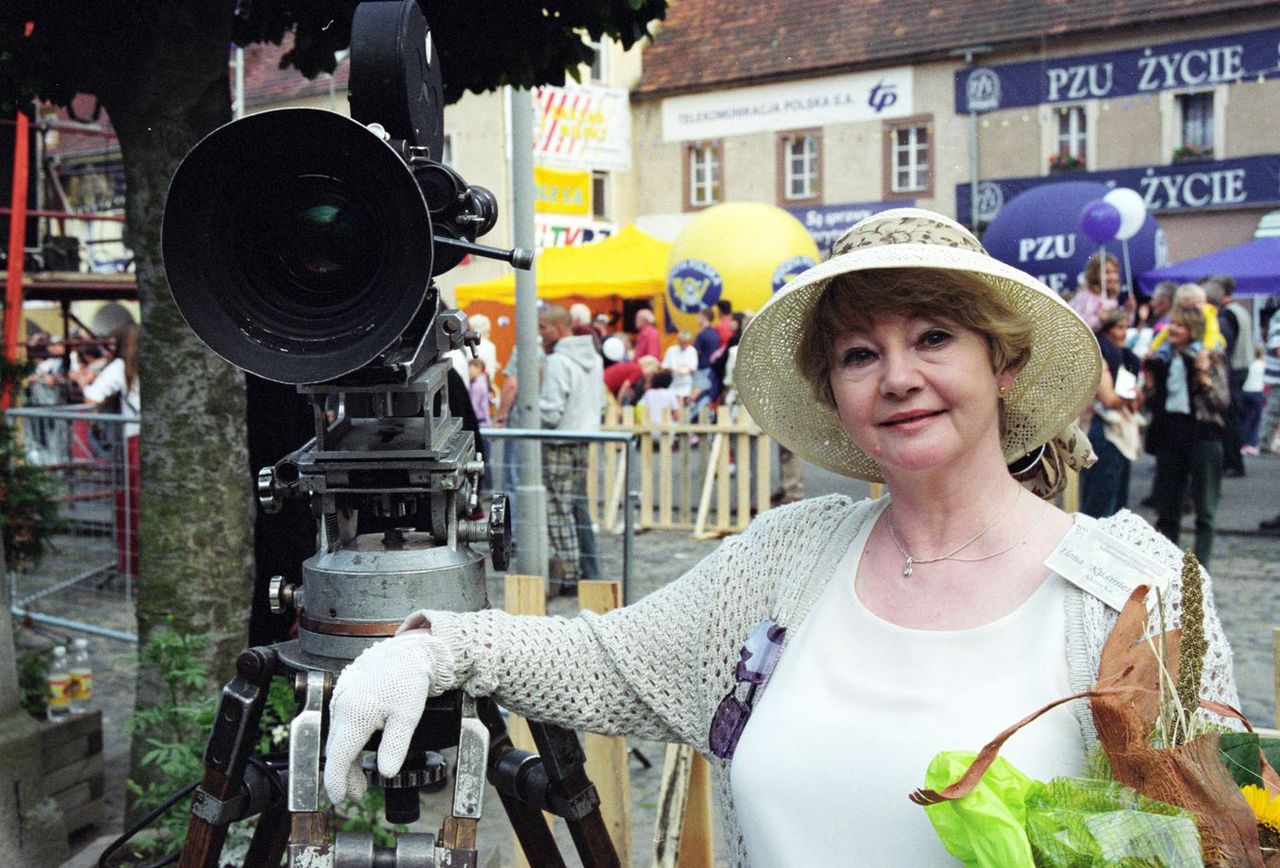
top-left (796, 268), bottom-right (1034, 408)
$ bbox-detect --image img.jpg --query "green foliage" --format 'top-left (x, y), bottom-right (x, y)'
top-left (0, 358), bottom-right (63, 571)
top-left (1218, 732), bottom-right (1280, 790)
top-left (17, 648), bottom-right (48, 718)
top-left (124, 626), bottom-right (216, 853)
top-left (255, 676), bottom-right (297, 754)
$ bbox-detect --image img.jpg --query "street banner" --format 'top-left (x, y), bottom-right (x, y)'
top-left (533, 83), bottom-right (632, 172)
top-left (534, 166), bottom-right (592, 216)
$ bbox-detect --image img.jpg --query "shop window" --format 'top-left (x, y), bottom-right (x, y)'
top-left (777, 130), bottom-right (821, 203)
top-left (884, 117), bottom-right (932, 197)
top-left (683, 141), bottom-right (723, 210)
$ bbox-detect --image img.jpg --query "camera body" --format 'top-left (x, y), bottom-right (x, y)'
top-left (162, 0), bottom-right (520, 668)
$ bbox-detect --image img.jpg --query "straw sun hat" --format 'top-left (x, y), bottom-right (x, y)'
top-left (736, 208), bottom-right (1102, 482)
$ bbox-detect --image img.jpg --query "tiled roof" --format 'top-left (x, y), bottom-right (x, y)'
top-left (634, 0), bottom-right (1279, 98)
top-left (240, 35), bottom-right (350, 109)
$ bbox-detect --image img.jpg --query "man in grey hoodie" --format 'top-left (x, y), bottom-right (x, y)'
top-left (538, 305), bottom-right (604, 594)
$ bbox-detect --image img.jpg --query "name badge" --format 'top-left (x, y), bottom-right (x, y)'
top-left (1044, 515), bottom-right (1174, 611)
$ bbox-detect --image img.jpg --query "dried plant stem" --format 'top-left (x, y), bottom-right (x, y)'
top-left (1175, 549), bottom-right (1206, 746)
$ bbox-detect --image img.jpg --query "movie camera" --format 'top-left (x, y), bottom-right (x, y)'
top-left (152, 2), bottom-right (620, 865)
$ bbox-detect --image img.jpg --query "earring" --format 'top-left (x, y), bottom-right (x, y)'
top-left (998, 385), bottom-right (1007, 397)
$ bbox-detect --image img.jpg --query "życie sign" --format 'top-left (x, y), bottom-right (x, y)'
top-left (955, 27), bottom-right (1280, 113)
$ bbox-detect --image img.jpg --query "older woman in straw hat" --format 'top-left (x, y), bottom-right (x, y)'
top-left (322, 209), bottom-right (1239, 866)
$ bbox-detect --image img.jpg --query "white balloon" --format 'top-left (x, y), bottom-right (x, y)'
top-left (602, 335), bottom-right (626, 362)
top-left (1103, 187), bottom-right (1147, 241)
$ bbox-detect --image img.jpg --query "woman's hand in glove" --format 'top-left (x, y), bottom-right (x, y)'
top-left (322, 619), bottom-right (447, 803)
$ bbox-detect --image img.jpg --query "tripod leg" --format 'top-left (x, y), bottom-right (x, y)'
top-left (479, 699), bottom-right (567, 868)
top-left (243, 803), bottom-right (290, 867)
top-left (178, 647), bottom-right (278, 868)
top-left (528, 721), bottom-right (622, 868)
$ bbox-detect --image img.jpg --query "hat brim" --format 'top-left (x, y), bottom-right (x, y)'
top-left (736, 243), bottom-right (1102, 482)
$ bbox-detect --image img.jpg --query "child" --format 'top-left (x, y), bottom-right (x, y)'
top-left (467, 358), bottom-right (491, 427)
top-left (1241, 344), bottom-right (1265, 455)
top-left (638, 370), bottom-right (680, 423)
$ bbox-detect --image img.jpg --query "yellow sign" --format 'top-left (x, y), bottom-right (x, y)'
top-left (534, 166), bottom-right (591, 216)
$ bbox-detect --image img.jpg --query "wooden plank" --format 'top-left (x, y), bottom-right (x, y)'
top-left (651, 743), bottom-right (694, 868)
top-left (755, 426), bottom-right (771, 516)
top-left (692, 432), bottom-right (725, 538)
top-left (604, 442), bottom-right (626, 534)
top-left (715, 412), bottom-right (731, 533)
top-left (587, 440), bottom-right (600, 525)
top-left (579, 581), bottom-right (632, 865)
top-left (676, 753), bottom-right (713, 868)
top-left (640, 408), bottom-right (655, 529)
top-left (658, 409), bottom-right (674, 527)
top-left (505, 574), bottom-right (550, 868)
top-left (736, 428), bottom-right (751, 530)
top-left (39, 709), bottom-right (102, 750)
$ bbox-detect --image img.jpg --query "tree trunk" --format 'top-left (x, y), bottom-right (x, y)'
top-left (93, 4), bottom-right (256, 820)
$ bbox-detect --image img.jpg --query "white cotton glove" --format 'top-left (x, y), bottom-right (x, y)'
top-left (323, 618), bottom-right (448, 804)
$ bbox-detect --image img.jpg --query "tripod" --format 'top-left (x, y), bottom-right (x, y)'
top-left (173, 346), bottom-right (620, 867)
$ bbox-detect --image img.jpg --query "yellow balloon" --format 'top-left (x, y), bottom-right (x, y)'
top-left (665, 203), bottom-right (819, 335)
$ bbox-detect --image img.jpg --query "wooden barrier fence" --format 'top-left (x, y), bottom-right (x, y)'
top-left (592, 402), bottom-right (772, 539)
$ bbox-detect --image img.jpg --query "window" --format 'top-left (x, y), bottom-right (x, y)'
top-left (584, 37), bottom-right (607, 82)
top-left (592, 171), bottom-right (609, 219)
top-left (683, 141), bottom-right (722, 210)
top-left (884, 117), bottom-right (932, 197)
top-left (777, 131), bottom-right (821, 203)
top-left (1055, 106), bottom-right (1087, 162)
top-left (1177, 92), bottom-right (1214, 158)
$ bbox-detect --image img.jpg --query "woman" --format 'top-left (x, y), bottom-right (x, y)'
top-left (324, 210), bottom-right (1239, 865)
top-left (1079, 308), bottom-right (1141, 518)
top-left (76, 322), bottom-right (140, 576)
top-left (1144, 304), bottom-right (1230, 567)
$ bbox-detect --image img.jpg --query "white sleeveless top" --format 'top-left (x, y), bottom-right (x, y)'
top-left (731, 501), bottom-right (1085, 866)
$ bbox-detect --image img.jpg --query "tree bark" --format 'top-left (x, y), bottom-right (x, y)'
top-left (91, 3), bottom-right (256, 819)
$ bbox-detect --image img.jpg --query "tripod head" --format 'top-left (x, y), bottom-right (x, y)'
top-left (161, 0), bottom-right (525, 670)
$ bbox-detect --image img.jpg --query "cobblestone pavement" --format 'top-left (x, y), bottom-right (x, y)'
top-left (47, 449), bottom-right (1280, 866)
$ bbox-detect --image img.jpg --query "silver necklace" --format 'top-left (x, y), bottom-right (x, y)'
top-left (885, 487), bottom-right (1027, 578)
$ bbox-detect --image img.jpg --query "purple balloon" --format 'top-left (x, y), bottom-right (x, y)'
top-left (1080, 199), bottom-right (1121, 245)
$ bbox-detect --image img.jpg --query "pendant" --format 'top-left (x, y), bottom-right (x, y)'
top-left (902, 557), bottom-right (913, 578)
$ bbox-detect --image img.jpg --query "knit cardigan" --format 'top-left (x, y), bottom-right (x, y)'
top-left (423, 495), bottom-right (1240, 866)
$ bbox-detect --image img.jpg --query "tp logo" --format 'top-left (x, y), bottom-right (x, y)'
top-left (868, 81), bottom-right (898, 113)
top-left (965, 68), bottom-right (1001, 112)
top-left (975, 182), bottom-right (1005, 224)
top-left (667, 259), bottom-right (724, 314)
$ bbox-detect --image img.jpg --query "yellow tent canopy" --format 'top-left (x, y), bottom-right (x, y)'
top-left (453, 223), bottom-right (671, 306)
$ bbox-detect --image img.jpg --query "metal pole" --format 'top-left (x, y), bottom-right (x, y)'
top-left (509, 88), bottom-right (549, 578)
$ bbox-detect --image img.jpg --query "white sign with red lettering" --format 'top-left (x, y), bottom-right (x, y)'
top-left (533, 83), bottom-right (632, 173)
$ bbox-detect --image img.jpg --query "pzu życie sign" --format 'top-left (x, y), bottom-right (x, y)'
top-left (954, 26), bottom-right (1280, 113)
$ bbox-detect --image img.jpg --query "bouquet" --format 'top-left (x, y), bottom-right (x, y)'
top-left (911, 551), bottom-right (1280, 867)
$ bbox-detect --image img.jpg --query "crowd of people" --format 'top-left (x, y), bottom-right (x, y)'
top-left (458, 298), bottom-right (753, 596)
top-left (1072, 254), bottom-right (1275, 567)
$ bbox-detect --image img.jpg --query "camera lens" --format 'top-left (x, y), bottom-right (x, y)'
top-left (245, 175), bottom-right (384, 320)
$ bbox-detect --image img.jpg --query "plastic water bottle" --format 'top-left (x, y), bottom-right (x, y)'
top-left (46, 645), bottom-right (71, 721)
top-left (69, 638), bottom-right (94, 714)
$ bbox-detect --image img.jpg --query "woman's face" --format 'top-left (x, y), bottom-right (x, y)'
top-left (1105, 321), bottom-right (1127, 346)
top-left (1167, 320), bottom-right (1191, 348)
top-left (828, 314), bottom-right (1010, 478)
